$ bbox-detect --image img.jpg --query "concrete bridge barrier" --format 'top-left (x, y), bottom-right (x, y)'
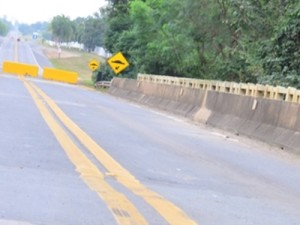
top-left (109, 77), bottom-right (300, 154)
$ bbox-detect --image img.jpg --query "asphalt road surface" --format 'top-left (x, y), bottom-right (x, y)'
top-left (0, 33), bottom-right (300, 225)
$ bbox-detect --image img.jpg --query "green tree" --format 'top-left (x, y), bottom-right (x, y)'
top-left (102, 0), bottom-right (134, 77)
top-left (259, 2), bottom-right (300, 88)
top-left (72, 17), bottom-right (86, 43)
top-left (0, 19), bottom-right (9, 36)
top-left (129, 0), bottom-right (196, 77)
top-left (81, 14), bottom-right (105, 52)
top-left (50, 15), bottom-right (74, 43)
top-left (101, 0), bottom-right (299, 86)
top-left (103, 0), bottom-right (132, 53)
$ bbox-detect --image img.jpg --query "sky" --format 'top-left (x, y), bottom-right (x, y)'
top-left (0, 0), bottom-right (108, 24)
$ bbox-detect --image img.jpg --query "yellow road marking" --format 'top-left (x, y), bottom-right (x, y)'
top-left (23, 78), bottom-right (148, 225)
top-left (14, 39), bottom-right (18, 62)
top-left (28, 80), bottom-right (198, 225)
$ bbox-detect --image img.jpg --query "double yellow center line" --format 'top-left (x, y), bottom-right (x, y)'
top-left (23, 78), bottom-right (197, 225)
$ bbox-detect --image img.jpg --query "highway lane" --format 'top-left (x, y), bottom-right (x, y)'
top-left (0, 75), bottom-right (199, 225)
top-left (0, 34), bottom-right (300, 225)
top-left (0, 76), bottom-right (116, 225)
top-left (34, 78), bottom-right (300, 225)
top-left (29, 42), bottom-right (53, 68)
top-left (1, 36), bottom-right (198, 224)
top-left (0, 36), bottom-right (15, 66)
top-left (17, 41), bottom-right (53, 73)
top-left (1, 74), bottom-right (300, 225)
top-left (0, 32), bottom-right (52, 73)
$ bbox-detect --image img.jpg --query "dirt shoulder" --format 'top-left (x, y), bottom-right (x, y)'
top-left (42, 45), bottom-right (80, 59)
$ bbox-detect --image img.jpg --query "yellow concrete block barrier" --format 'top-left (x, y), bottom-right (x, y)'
top-left (2, 61), bottom-right (39, 77)
top-left (42, 67), bottom-right (78, 84)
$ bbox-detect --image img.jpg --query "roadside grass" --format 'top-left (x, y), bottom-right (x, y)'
top-left (46, 46), bottom-right (106, 87)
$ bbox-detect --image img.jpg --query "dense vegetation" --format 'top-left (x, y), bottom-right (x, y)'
top-left (49, 13), bottom-right (105, 51)
top-left (100, 0), bottom-right (300, 88)
top-left (12, 0), bottom-right (300, 88)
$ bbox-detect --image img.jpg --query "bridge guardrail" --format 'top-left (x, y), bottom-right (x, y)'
top-left (94, 81), bottom-right (111, 88)
top-left (137, 74), bottom-right (300, 104)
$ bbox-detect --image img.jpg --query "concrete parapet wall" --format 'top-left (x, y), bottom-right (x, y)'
top-left (109, 78), bottom-right (300, 154)
top-left (110, 78), bottom-right (205, 117)
top-left (203, 92), bottom-right (300, 152)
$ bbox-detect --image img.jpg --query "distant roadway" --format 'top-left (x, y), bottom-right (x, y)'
top-left (0, 33), bottom-right (300, 225)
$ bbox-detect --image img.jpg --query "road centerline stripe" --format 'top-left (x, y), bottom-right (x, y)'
top-left (29, 80), bottom-right (198, 225)
top-left (23, 78), bottom-right (148, 225)
top-left (14, 38), bottom-right (18, 62)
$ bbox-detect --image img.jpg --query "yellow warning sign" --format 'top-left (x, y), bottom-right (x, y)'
top-left (107, 52), bottom-right (129, 74)
top-left (89, 59), bottom-right (100, 71)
